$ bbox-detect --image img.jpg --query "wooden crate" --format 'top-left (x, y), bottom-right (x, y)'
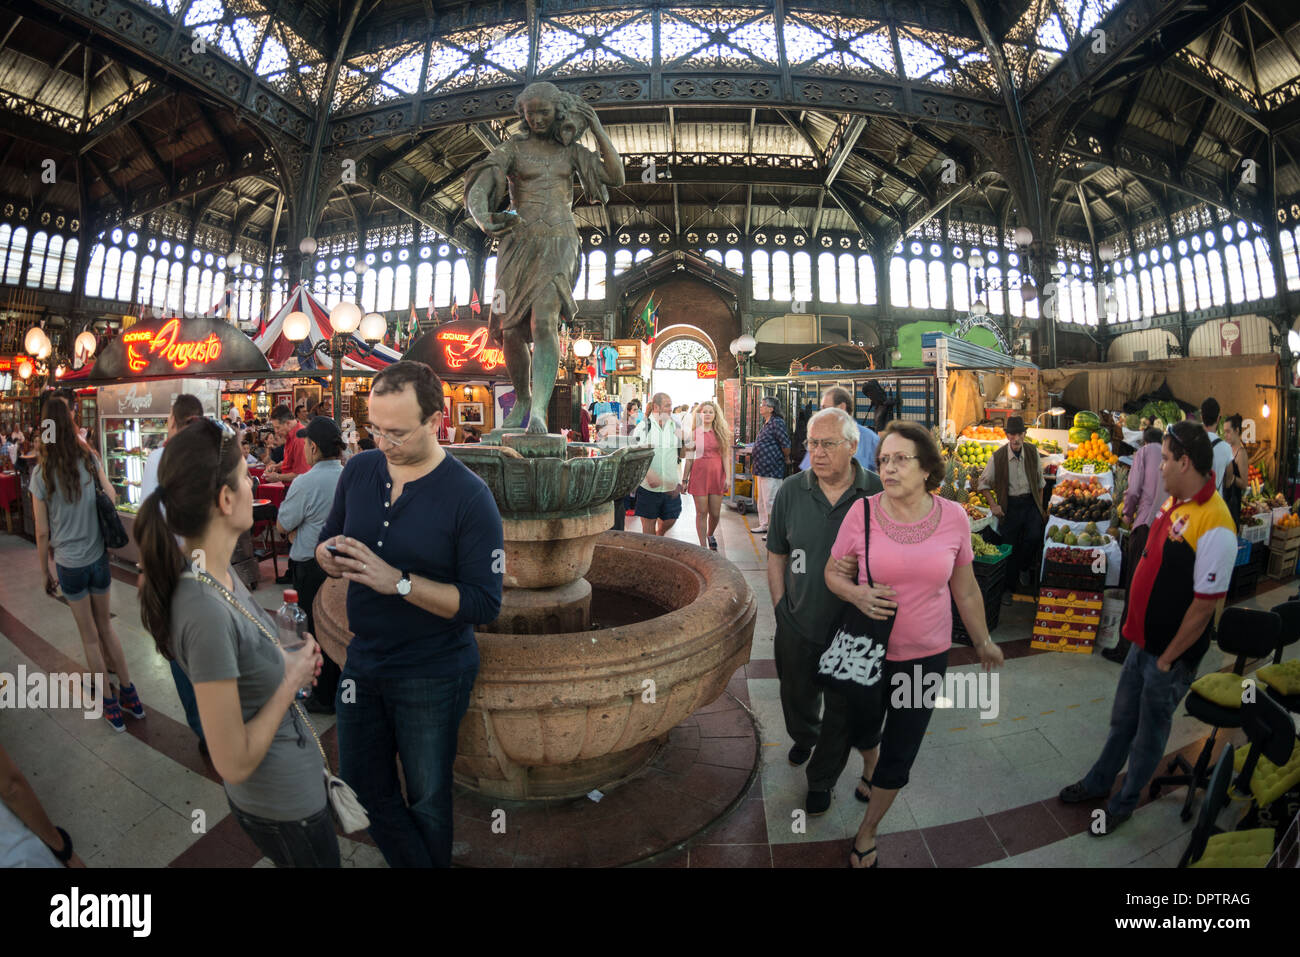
top-left (1266, 541), bottom-right (1300, 580)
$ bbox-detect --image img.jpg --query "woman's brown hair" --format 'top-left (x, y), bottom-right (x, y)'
top-left (879, 420), bottom-right (944, 492)
top-left (36, 396), bottom-right (97, 503)
top-left (136, 418), bottom-right (244, 659)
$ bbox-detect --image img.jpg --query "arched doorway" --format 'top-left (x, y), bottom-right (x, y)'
top-left (652, 335), bottom-right (716, 410)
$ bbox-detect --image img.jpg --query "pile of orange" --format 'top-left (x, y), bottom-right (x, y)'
top-left (1072, 433), bottom-right (1118, 465)
top-left (1054, 478), bottom-right (1106, 497)
top-left (1276, 513), bottom-right (1300, 530)
top-left (961, 425), bottom-right (1006, 440)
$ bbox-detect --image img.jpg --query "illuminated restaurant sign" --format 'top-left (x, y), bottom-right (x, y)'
top-left (91, 316), bottom-right (270, 382)
top-left (404, 320), bottom-right (508, 377)
top-left (696, 362), bottom-right (717, 378)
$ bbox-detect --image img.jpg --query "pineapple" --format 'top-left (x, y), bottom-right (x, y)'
top-left (939, 457), bottom-right (958, 501)
top-left (956, 484), bottom-right (969, 504)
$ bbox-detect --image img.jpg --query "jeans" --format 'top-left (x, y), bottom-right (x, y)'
top-left (170, 659), bottom-right (203, 743)
top-left (1081, 643), bottom-right (1196, 817)
top-left (336, 665), bottom-right (477, 868)
top-left (228, 797), bottom-right (340, 868)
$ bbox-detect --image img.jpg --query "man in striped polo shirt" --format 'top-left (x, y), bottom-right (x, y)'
top-left (1058, 421), bottom-right (1237, 835)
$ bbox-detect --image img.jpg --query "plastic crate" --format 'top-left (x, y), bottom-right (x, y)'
top-left (973, 543), bottom-right (1013, 566)
top-left (1236, 540), bottom-right (1253, 567)
top-left (1228, 564), bottom-right (1260, 601)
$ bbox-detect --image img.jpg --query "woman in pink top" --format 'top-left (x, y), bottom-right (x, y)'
top-left (826, 421), bottom-right (1003, 868)
top-left (683, 401), bottom-right (731, 550)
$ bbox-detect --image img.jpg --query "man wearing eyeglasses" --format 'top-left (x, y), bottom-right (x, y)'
top-left (797, 387), bottom-right (879, 473)
top-left (316, 360), bottom-right (504, 867)
top-left (976, 416), bottom-right (1045, 605)
top-left (1059, 421), bottom-right (1236, 836)
top-left (261, 404), bottom-right (308, 485)
top-left (767, 408), bottom-right (882, 815)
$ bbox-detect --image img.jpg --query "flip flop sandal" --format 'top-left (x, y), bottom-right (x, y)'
top-left (854, 776), bottom-right (871, 804)
top-left (848, 844), bottom-right (878, 868)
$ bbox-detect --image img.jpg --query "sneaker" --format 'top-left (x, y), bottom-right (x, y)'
top-left (1001, 591), bottom-right (1015, 606)
top-left (788, 744), bottom-right (812, 766)
top-left (117, 683), bottom-right (146, 719)
top-left (707, 536), bottom-right (718, 551)
top-left (1058, 781), bottom-right (1107, 804)
top-left (103, 697), bottom-right (125, 733)
top-left (805, 789), bottom-right (832, 815)
top-left (752, 525), bottom-right (768, 534)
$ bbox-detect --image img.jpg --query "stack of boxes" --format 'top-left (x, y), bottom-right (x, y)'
top-left (1267, 521), bottom-right (1300, 580)
top-left (1032, 586), bottom-right (1104, 654)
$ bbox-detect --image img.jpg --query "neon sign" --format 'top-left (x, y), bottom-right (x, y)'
top-left (696, 362), bottom-right (717, 379)
top-left (437, 326), bottom-right (504, 372)
top-left (126, 318), bottom-right (223, 373)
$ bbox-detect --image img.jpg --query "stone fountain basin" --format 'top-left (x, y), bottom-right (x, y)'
top-left (314, 530), bottom-right (756, 800)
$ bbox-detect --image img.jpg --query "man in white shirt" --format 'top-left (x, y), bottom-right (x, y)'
top-left (1200, 398), bottom-right (1234, 493)
top-left (632, 392), bottom-right (684, 536)
top-left (141, 394), bottom-right (205, 500)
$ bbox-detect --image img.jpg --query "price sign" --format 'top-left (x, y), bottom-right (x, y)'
top-left (1082, 464), bottom-right (1095, 475)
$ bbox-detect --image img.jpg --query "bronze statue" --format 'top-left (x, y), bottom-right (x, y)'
top-left (465, 82), bottom-right (624, 434)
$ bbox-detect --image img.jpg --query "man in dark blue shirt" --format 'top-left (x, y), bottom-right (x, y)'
top-left (318, 360), bottom-right (503, 868)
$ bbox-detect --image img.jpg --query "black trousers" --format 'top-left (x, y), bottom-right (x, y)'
top-left (773, 610), bottom-right (858, 791)
top-left (1000, 495), bottom-right (1043, 595)
top-left (861, 649), bottom-right (949, 791)
top-left (228, 797), bottom-right (340, 868)
top-left (293, 556), bottom-right (340, 706)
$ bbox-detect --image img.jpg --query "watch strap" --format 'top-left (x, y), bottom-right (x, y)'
top-left (46, 826), bottom-right (72, 863)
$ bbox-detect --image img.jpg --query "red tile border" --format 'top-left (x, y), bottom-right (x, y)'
top-left (985, 801), bottom-right (1070, 856)
top-left (921, 816), bottom-right (1006, 868)
top-left (689, 843), bottom-right (772, 867)
top-left (746, 659), bottom-right (778, 679)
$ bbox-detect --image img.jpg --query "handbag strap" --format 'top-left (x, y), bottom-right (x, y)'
top-left (862, 496), bottom-right (874, 587)
top-left (182, 570), bottom-right (333, 772)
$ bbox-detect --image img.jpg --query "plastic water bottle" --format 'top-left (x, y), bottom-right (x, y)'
top-left (275, 589), bottom-right (312, 700)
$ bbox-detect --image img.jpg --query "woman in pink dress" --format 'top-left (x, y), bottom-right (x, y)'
top-left (825, 421), bottom-right (1004, 868)
top-left (683, 401), bottom-right (731, 551)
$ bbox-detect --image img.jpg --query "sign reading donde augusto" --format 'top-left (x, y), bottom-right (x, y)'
top-left (90, 316), bottom-right (271, 382)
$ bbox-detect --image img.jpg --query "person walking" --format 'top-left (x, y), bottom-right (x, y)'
top-left (977, 416), bottom-right (1045, 605)
top-left (317, 360), bottom-right (503, 868)
top-left (276, 416), bottom-right (346, 715)
top-left (826, 421), bottom-right (1003, 867)
top-left (1059, 421), bottom-right (1236, 836)
top-left (1109, 426), bottom-right (1168, 663)
top-left (1201, 397), bottom-right (1234, 493)
top-left (683, 400), bottom-right (731, 550)
top-left (797, 387), bottom-right (879, 472)
top-left (632, 392), bottom-right (685, 536)
top-left (31, 396), bottom-right (145, 733)
top-left (135, 418), bottom-right (336, 867)
top-left (1220, 414), bottom-right (1249, 530)
top-left (750, 396), bottom-right (790, 535)
top-left (768, 408), bottom-right (882, 815)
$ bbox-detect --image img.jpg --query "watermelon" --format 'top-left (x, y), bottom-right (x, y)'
top-left (1069, 426), bottom-right (1093, 445)
top-left (1073, 411), bottom-right (1101, 430)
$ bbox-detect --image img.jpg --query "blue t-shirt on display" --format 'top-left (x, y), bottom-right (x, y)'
top-left (601, 346), bottom-right (618, 376)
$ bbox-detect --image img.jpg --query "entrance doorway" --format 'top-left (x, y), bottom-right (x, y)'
top-left (651, 337), bottom-right (716, 411)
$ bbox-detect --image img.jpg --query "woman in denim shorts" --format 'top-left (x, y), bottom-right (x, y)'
top-left (31, 397), bottom-right (145, 732)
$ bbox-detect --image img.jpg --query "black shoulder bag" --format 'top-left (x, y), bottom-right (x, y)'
top-left (815, 497), bottom-right (894, 718)
top-left (91, 453), bottom-right (129, 550)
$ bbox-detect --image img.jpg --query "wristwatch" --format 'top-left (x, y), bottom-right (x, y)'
top-left (395, 571), bottom-right (412, 596)
top-left (45, 826), bottom-right (72, 863)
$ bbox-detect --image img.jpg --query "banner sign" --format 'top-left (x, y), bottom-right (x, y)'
top-left (696, 362), bottom-right (717, 379)
top-left (90, 317), bottom-right (271, 382)
top-left (404, 320), bottom-right (506, 377)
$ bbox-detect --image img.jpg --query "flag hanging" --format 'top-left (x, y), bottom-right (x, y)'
top-left (407, 303), bottom-right (420, 345)
top-left (427, 294), bottom-right (435, 323)
top-left (637, 292), bottom-right (659, 344)
top-left (406, 300), bottom-right (418, 349)
top-left (470, 289), bottom-right (482, 316)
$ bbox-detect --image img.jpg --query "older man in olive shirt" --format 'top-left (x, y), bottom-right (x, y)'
top-left (767, 408), bottom-right (882, 815)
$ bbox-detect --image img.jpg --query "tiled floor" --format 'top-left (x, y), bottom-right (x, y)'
top-left (1, 496), bottom-right (1295, 867)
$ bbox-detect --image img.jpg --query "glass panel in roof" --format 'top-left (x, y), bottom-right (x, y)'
top-left (183, 0), bottom-right (224, 26)
top-left (896, 35), bottom-right (944, 79)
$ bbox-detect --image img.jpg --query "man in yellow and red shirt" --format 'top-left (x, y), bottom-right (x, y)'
top-left (1058, 421), bottom-right (1236, 835)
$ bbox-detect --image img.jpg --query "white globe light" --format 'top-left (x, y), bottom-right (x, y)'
top-left (283, 310), bottom-right (312, 342)
top-left (330, 301), bottom-right (362, 334)
top-left (35, 338), bottom-right (51, 360)
top-left (573, 336), bottom-right (594, 358)
top-left (971, 300), bottom-right (989, 317)
top-left (1012, 226), bottom-right (1034, 246)
top-left (891, 348), bottom-right (902, 361)
top-left (227, 250), bottom-right (242, 269)
top-left (75, 330), bottom-right (97, 358)
top-left (1021, 284), bottom-right (1037, 302)
top-left (299, 237), bottom-right (318, 255)
top-left (55, 363), bottom-right (67, 379)
top-left (24, 326), bottom-right (48, 355)
top-left (18, 360), bottom-right (32, 379)
top-left (1007, 381), bottom-right (1020, 397)
top-left (1097, 242), bottom-right (1117, 263)
top-left (734, 333), bottom-right (757, 354)
top-left (354, 260), bottom-right (369, 276)
top-left (359, 312), bottom-right (387, 342)
top-left (967, 251), bottom-right (984, 269)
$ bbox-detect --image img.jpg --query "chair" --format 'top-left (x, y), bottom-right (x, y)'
top-left (1258, 600), bottom-right (1300, 715)
top-left (1179, 745), bottom-right (1273, 868)
top-left (251, 499), bottom-right (281, 581)
top-left (1232, 692), bottom-right (1300, 804)
top-left (1149, 606), bottom-right (1281, 822)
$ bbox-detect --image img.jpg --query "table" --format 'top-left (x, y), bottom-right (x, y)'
top-left (0, 471), bottom-right (18, 533)
top-left (249, 466), bottom-right (265, 481)
top-left (258, 481), bottom-right (286, 507)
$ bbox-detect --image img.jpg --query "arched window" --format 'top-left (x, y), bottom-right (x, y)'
top-left (58, 237), bottom-right (78, 293)
top-left (103, 247), bottom-right (123, 302)
top-left (0, 224), bottom-right (10, 277)
top-left (571, 253), bottom-right (587, 300)
top-left (183, 264), bottom-right (201, 314)
top-left (1178, 258), bottom-right (1196, 311)
top-left (269, 269), bottom-right (286, 316)
top-left (771, 250), bottom-right (792, 301)
top-left (1279, 229), bottom-right (1299, 291)
top-left (1150, 267), bottom-right (1168, 314)
top-left (1254, 237), bottom-right (1275, 298)
top-left (858, 254), bottom-right (876, 304)
top-left (313, 273), bottom-right (327, 304)
top-left (415, 262), bottom-right (433, 308)
top-left (167, 260), bottom-right (185, 313)
top-left (1006, 268), bottom-right (1023, 317)
top-left (792, 251), bottom-right (813, 302)
top-left (118, 251), bottom-right (137, 301)
top-left (1082, 282), bottom-right (1098, 325)
top-left (908, 259), bottom-right (929, 310)
top-left (361, 268), bottom-right (377, 312)
top-left (395, 263), bottom-right (413, 311)
top-left (432, 261), bottom-right (451, 308)
top-left (484, 255), bottom-right (498, 305)
top-left (373, 266), bottom-right (393, 312)
top-left (613, 249), bottom-right (632, 276)
top-left (325, 271), bottom-right (342, 309)
top-left (25, 231), bottom-right (48, 287)
top-left (831, 253), bottom-right (853, 304)
top-left (1138, 268), bottom-right (1154, 317)
top-left (42, 235), bottom-right (64, 288)
top-left (84, 242), bottom-right (104, 297)
top-left (1224, 245), bottom-right (1244, 303)
top-left (1162, 262), bottom-right (1179, 312)
top-left (1206, 249), bottom-right (1226, 306)
top-left (704, 248), bottom-right (723, 265)
top-left (724, 249), bottom-right (744, 275)
top-left (890, 256), bottom-right (908, 307)
top-left (588, 250), bottom-right (607, 299)
top-left (817, 253), bottom-right (837, 302)
top-left (450, 259), bottom-right (468, 307)
top-left (1052, 278), bottom-right (1071, 323)
top-left (951, 262), bottom-right (969, 312)
top-left (1123, 271), bottom-right (1140, 317)
top-left (986, 267), bottom-right (1004, 314)
top-left (1192, 254), bottom-right (1210, 309)
top-left (137, 255), bottom-right (155, 304)
top-left (751, 250), bottom-right (770, 300)
top-left (5, 227), bottom-right (27, 285)
top-left (927, 260), bottom-right (947, 310)
top-left (634, 247), bottom-right (652, 264)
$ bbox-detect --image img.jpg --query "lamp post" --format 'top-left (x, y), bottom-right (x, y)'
top-left (729, 333), bottom-right (757, 441)
top-left (283, 299), bottom-right (387, 427)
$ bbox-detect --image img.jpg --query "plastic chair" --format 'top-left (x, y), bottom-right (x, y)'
top-left (1149, 606), bottom-right (1281, 821)
top-left (1259, 600), bottom-right (1300, 715)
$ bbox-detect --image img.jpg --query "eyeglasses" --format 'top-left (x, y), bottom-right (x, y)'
top-left (369, 425), bottom-right (422, 448)
top-left (807, 439), bottom-right (848, 451)
top-left (877, 453), bottom-right (919, 469)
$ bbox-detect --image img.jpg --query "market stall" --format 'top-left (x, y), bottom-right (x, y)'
top-left (404, 318), bottom-right (512, 438)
